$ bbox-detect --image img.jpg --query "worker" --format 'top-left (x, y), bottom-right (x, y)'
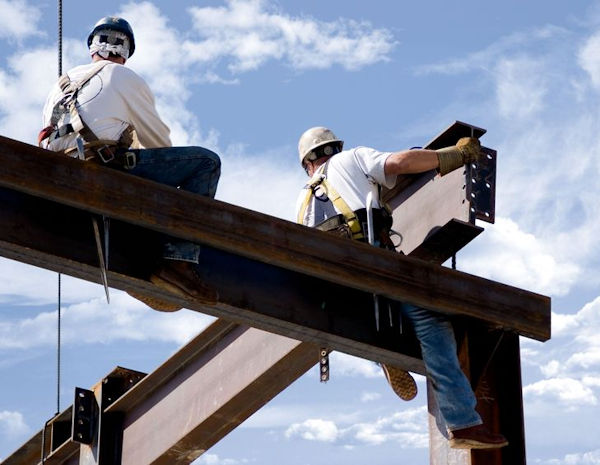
top-left (39, 16), bottom-right (219, 311)
top-left (295, 126), bottom-right (508, 450)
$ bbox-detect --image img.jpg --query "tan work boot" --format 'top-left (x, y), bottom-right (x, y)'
top-left (381, 364), bottom-right (417, 401)
top-left (449, 424), bottom-right (509, 449)
top-left (150, 260), bottom-right (219, 305)
top-left (127, 291), bottom-right (182, 312)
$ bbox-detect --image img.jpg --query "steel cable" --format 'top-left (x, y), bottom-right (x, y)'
top-left (56, 0), bottom-right (63, 415)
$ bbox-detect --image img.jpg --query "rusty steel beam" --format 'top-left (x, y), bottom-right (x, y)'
top-left (0, 136), bottom-right (551, 341)
top-left (0, 187), bottom-right (424, 372)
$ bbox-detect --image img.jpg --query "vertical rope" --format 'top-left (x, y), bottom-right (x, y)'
top-left (57, 0), bottom-right (63, 76)
top-left (56, 0), bottom-right (63, 416)
top-left (56, 273), bottom-right (61, 414)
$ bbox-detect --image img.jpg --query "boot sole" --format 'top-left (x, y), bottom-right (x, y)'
top-left (382, 364), bottom-right (417, 401)
top-left (449, 438), bottom-right (509, 449)
top-left (150, 273), bottom-right (218, 305)
top-left (127, 290), bottom-right (182, 312)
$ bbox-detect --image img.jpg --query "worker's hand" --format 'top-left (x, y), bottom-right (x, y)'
top-left (456, 137), bottom-right (482, 164)
top-left (436, 137), bottom-right (482, 176)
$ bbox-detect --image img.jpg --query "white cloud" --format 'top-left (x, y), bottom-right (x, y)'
top-left (284, 407), bottom-right (428, 448)
top-left (0, 410), bottom-right (28, 437)
top-left (0, 289), bottom-right (214, 349)
top-left (578, 32), bottom-right (600, 89)
top-left (521, 296), bottom-right (600, 415)
top-left (537, 448), bottom-right (600, 465)
top-left (360, 391), bottom-right (381, 403)
top-left (186, 0), bottom-right (396, 73)
top-left (193, 453), bottom-right (244, 465)
top-left (416, 25), bottom-right (568, 76)
top-left (495, 57), bottom-right (547, 120)
top-left (285, 418), bottom-right (339, 442)
top-left (216, 144), bottom-right (307, 220)
top-left (460, 217), bottom-right (580, 295)
top-left (0, 0), bottom-right (42, 40)
top-left (523, 378), bottom-right (597, 409)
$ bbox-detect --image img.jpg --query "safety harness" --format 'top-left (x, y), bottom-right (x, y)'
top-left (297, 162), bottom-right (365, 240)
top-left (38, 61), bottom-right (136, 169)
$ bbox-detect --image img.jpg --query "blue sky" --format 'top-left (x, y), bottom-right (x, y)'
top-left (1, 0), bottom-right (600, 464)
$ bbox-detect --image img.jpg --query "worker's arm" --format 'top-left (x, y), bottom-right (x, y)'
top-left (384, 149), bottom-right (439, 175)
top-left (384, 137), bottom-right (481, 177)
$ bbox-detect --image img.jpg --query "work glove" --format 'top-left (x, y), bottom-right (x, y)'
top-left (436, 137), bottom-right (482, 176)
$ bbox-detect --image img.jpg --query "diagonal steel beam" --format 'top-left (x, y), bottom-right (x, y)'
top-left (1, 320), bottom-right (319, 465)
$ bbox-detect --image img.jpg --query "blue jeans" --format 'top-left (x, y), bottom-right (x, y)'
top-left (399, 303), bottom-right (482, 431)
top-left (124, 146), bottom-right (221, 263)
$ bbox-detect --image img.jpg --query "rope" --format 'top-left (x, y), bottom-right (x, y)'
top-left (56, 273), bottom-right (61, 414)
top-left (57, 0), bottom-right (62, 76)
top-left (56, 0), bottom-right (63, 416)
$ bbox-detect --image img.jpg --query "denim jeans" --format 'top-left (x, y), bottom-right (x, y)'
top-left (399, 302), bottom-right (482, 431)
top-left (123, 146), bottom-right (221, 263)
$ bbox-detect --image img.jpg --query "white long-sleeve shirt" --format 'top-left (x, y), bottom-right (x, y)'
top-left (42, 61), bottom-right (171, 151)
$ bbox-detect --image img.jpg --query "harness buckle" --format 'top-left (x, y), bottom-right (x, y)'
top-left (97, 145), bottom-right (115, 164)
top-left (123, 151), bottom-right (137, 170)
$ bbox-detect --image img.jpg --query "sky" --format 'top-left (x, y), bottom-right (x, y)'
top-left (1, 0), bottom-right (600, 463)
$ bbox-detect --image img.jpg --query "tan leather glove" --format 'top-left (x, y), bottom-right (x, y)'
top-left (436, 137), bottom-right (482, 176)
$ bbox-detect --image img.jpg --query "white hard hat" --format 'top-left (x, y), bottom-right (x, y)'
top-left (298, 127), bottom-right (344, 166)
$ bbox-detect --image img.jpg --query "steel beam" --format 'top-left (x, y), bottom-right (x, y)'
top-left (0, 136), bottom-right (550, 341)
top-left (1, 320), bottom-right (318, 465)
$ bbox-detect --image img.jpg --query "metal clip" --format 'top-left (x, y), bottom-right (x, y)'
top-left (96, 145), bottom-right (115, 164)
top-left (123, 151), bottom-right (136, 170)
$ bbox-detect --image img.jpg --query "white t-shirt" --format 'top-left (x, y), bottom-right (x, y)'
top-left (295, 146), bottom-right (397, 227)
top-left (42, 61), bottom-right (171, 151)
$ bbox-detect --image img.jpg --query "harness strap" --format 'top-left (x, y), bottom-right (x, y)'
top-left (42, 61), bottom-right (112, 147)
top-left (297, 162), bottom-right (364, 240)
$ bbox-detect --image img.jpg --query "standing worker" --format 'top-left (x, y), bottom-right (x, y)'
top-left (295, 126), bottom-right (508, 450)
top-left (39, 16), bottom-right (220, 311)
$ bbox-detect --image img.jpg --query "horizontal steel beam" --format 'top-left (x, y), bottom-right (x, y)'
top-left (0, 136), bottom-right (550, 341)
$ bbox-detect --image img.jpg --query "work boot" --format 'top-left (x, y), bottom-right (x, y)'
top-left (150, 260), bottom-right (219, 305)
top-left (127, 291), bottom-right (182, 312)
top-left (381, 364), bottom-right (417, 401)
top-left (449, 424), bottom-right (509, 449)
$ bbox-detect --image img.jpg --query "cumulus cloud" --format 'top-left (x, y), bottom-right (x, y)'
top-left (0, 411), bottom-right (28, 437)
top-left (284, 407), bottom-right (428, 448)
top-left (523, 378), bottom-right (597, 409)
top-left (285, 418), bottom-right (339, 442)
top-left (459, 217), bottom-right (580, 295)
top-left (186, 0), bottom-right (395, 73)
top-left (520, 296), bottom-right (600, 419)
top-left (0, 0), bottom-right (42, 40)
top-left (537, 448), bottom-right (600, 465)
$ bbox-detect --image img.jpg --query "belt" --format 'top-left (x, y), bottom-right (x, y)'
top-left (315, 208), bottom-right (393, 241)
top-left (88, 146), bottom-right (138, 170)
top-left (64, 143), bottom-right (138, 170)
